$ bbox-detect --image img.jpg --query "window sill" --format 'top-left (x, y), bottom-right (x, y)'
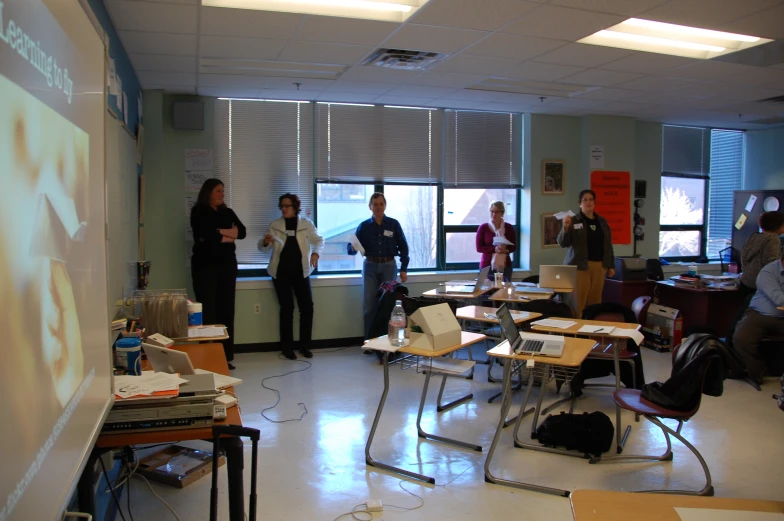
top-left (237, 268), bottom-right (533, 290)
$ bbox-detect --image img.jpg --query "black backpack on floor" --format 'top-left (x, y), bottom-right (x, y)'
top-left (535, 411), bottom-right (614, 456)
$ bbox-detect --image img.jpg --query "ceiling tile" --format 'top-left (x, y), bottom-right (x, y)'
top-left (200, 36), bottom-right (287, 60)
top-left (473, 101), bottom-right (532, 112)
top-left (665, 61), bottom-right (752, 81)
top-left (616, 75), bottom-right (696, 92)
top-left (502, 61), bottom-right (586, 81)
top-left (407, 71), bottom-right (488, 88)
top-left (678, 97), bottom-right (736, 110)
top-left (411, 0), bottom-right (540, 31)
top-left (639, 0), bottom-right (783, 29)
top-left (535, 43), bottom-right (634, 67)
top-left (198, 87), bottom-right (261, 99)
top-left (317, 92), bottom-right (379, 103)
top-left (118, 31), bottom-right (196, 56)
top-left (504, 93), bottom-right (555, 104)
top-left (634, 92), bottom-right (705, 105)
top-left (548, 97), bottom-right (608, 109)
top-left (262, 77), bottom-right (335, 91)
top-left (673, 82), bottom-right (784, 102)
top-left (256, 89), bottom-right (317, 100)
top-left (441, 89), bottom-right (512, 102)
top-left (325, 81), bottom-right (394, 94)
top-left (559, 69), bottom-right (643, 86)
top-left (199, 74), bottom-right (266, 89)
top-left (502, 5), bottom-right (624, 40)
top-left (338, 66), bottom-right (420, 83)
top-left (372, 95), bottom-right (438, 106)
top-left (130, 54), bottom-right (196, 73)
top-left (549, 0), bottom-right (669, 16)
top-left (577, 87), bottom-right (647, 101)
top-left (138, 71), bottom-right (196, 86)
top-left (279, 41), bottom-right (372, 66)
top-left (386, 85), bottom-right (459, 97)
top-left (599, 52), bottom-right (697, 74)
top-left (146, 85), bottom-right (197, 94)
top-left (105, 0), bottom-right (196, 33)
top-left (715, 65), bottom-right (784, 86)
top-left (200, 7), bottom-right (302, 40)
top-left (430, 99), bottom-right (483, 109)
top-left (295, 16), bottom-right (398, 46)
top-left (434, 55), bottom-right (517, 76)
top-left (382, 24), bottom-right (488, 53)
top-left (463, 34), bottom-right (567, 61)
top-left (592, 100), bottom-right (653, 114)
top-left (720, 5), bottom-right (784, 39)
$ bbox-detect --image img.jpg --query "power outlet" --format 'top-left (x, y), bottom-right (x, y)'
top-left (253, 304), bottom-right (261, 314)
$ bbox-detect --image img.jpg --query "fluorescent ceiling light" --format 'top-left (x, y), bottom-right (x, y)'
top-left (202, 0), bottom-right (428, 22)
top-left (578, 18), bottom-right (771, 59)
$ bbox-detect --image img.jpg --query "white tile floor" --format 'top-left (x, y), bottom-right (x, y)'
top-left (121, 345), bottom-right (784, 521)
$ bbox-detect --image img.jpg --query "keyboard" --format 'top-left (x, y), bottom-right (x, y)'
top-left (520, 339), bottom-right (544, 353)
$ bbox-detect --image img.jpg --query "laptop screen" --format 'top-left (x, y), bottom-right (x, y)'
top-left (496, 304), bottom-right (520, 350)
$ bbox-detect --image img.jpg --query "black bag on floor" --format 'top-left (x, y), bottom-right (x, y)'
top-left (535, 411), bottom-right (614, 456)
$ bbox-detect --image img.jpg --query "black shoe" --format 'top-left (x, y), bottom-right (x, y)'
top-left (228, 362), bottom-right (236, 370)
top-left (282, 351), bottom-right (297, 360)
top-left (301, 348), bottom-right (313, 358)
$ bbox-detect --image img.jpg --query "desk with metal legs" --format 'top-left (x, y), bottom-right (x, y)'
top-left (364, 332), bottom-right (486, 484)
top-left (484, 337), bottom-right (596, 496)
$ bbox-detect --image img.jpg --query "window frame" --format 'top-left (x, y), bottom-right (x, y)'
top-left (659, 172), bottom-right (709, 262)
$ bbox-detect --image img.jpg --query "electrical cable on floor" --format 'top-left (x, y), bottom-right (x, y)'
top-left (383, 480), bottom-right (425, 511)
top-left (332, 503), bottom-right (372, 521)
top-left (126, 466), bottom-right (135, 521)
top-left (260, 356), bottom-right (312, 423)
top-left (98, 456), bottom-right (128, 521)
top-left (133, 474), bottom-right (183, 521)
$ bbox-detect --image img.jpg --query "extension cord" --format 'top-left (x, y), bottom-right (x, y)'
top-left (366, 499), bottom-right (383, 512)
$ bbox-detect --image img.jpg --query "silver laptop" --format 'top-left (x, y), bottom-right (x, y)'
top-left (443, 266), bottom-right (492, 295)
top-left (497, 304), bottom-right (564, 357)
top-left (539, 265), bottom-right (578, 290)
top-left (143, 343), bottom-right (196, 375)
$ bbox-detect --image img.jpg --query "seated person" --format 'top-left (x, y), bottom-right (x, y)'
top-left (739, 211), bottom-right (784, 297)
top-left (732, 258), bottom-right (784, 384)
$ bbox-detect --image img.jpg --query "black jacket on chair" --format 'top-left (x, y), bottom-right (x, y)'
top-left (365, 284), bottom-right (409, 340)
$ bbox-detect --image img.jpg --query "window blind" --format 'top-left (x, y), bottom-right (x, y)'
top-left (214, 99), bottom-right (313, 265)
top-left (707, 129), bottom-right (743, 258)
top-left (662, 125), bottom-right (709, 175)
top-left (314, 103), bottom-right (441, 184)
top-left (443, 110), bottom-right (522, 187)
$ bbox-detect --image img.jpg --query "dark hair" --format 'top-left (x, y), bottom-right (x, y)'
top-left (197, 178), bottom-right (225, 208)
top-left (579, 189), bottom-right (596, 203)
top-left (279, 192), bottom-right (301, 214)
top-left (759, 211), bottom-right (784, 232)
top-left (369, 192), bottom-right (386, 207)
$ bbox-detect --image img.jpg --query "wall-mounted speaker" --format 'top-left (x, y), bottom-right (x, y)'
top-left (172, 101), bottom-right (205, 130)
top-left (634, 180), bottom-right (647, 199)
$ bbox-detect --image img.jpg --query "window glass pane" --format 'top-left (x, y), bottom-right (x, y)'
top-left (316, 183), bottom-right (376, 272)
top-left (659, 230), bottom-right (702, 257)
top-left (660, 177), bottom-right (705, 225)
top-left (446, 232), bottom-right (482, 264)
top-left (707, 129), bottom-right (743, 259)
top-left (384, 185), bottom-right (437, 269)
top-left (444, 189), bottom-right (517, 225)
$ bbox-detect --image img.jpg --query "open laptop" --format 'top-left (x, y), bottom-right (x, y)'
top-left (142, 343), bottom-right (242, 390)
top-left (496, 304), bottom-right (565, 357)
top-left (539, 265), bottom-right (578, 290)
top-left (443, 266), bottom-right (491, 295)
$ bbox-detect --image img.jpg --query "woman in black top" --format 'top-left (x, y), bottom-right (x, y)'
top-left (190, 179), bottom-right (246, 368)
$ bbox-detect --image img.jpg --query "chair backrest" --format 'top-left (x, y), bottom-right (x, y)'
top-left (669, 336), bottom-right (722, 418)
top-left (522, 275), bottom-right (540, 284)
top-left (517, 299), bottom-right (574, 319)
top-left (582, 302), bottom-right (637, 323)
top-left (647, 258), bottom-right (665, 281)
top-left (631, 295), bottom-right (652, 324)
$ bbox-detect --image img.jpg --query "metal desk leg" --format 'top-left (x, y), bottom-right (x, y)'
top-left (484, 359), bottom-right (570, 497)
top-left (418, 370), bottom-right (482, 452)
top-left (365, 351), bottom-right (435, 484)
top-left (612, 341), bottom-right (631, 454)
top-left (436, 373), bottom-right (474, 412)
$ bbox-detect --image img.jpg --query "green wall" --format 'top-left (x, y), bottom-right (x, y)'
top-left (744, 127), bottom-right (784, 190)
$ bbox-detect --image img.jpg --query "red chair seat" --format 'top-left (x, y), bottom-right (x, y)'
top-left (612, 389), bottom-right (694, 419)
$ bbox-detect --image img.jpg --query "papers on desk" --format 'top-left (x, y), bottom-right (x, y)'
top-left (675, 507), bottom-right (784, 521)
top-left (425, 358), bottom-right (475, 376)
top-left (612, 328), bottom-right (645, 345)
top-left (532, 319), bottom-right (576, 330)
top-left (363, 335), bottom-right (404, 353)
top-left (115, 372), bottom-right (188, 400)
top-left (349, 234), bottom-right (365, 256)
top-left (492, 236), bottom-right (514, 246)
top-left (194, 368), bottom-right (243, 390)
top-left (487, 339), bottom-right (513, 356)
top-left (188, 325), bottom-right (226, 338)
top-left (578, 325), bottom-right (616, 334)
top-left (554, 210), bottom-right (576, 220)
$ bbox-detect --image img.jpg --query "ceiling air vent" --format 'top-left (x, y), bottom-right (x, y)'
top-left (362, 48), bottom-right (448, 71)
top-left (756, 95), bottom-right (784, 104)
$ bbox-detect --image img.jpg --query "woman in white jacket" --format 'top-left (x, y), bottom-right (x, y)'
top-left (259, 193), bottom-right (324, 360)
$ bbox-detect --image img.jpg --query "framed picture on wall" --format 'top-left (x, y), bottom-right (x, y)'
top-left (542, 160), bottom-right (565, 195)
top-left (542, 212), bottom-right (562, 248)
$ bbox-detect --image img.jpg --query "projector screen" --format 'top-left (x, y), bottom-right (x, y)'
top-left (0, 1), bottom-right (112, 520)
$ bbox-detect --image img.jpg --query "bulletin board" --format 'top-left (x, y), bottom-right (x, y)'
top-left (731, 189), bottom-right (784, 267)
top-left (591, 170), bottom-right (631, 245)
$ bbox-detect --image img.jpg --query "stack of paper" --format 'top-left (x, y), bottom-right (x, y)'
top-left (349, 234), bottom-right (365, 256)
top-left (532, 319), bottom-right (576, 330)
top-left (611, 328), bottom-right (645, 344)
top-left (194, 368), bottom-right (243, 390)
top-left (492, 236), bottom-right (514, 246)
top-left (578, 325), bottom-right (616, 334)
top-left (114, 372), bottom-right (188, 400)
top-left (188, 326), bottom-right (226, 338)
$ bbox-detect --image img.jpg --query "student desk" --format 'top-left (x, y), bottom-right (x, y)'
top-left (363, 331), bottom-right (486, 484)
top-left (484, 337), bottom-right (597, 496)
top-left (79, 343), bottom-right (246, 521)
top-left (570, 489), bottom-right (784, 520)
top-left (531, 318), bottom-right (642, 454)
top-left (488, 287), bottom-right (556, 303)
top-left (421, 286), bottom-right (494, 305)
top-left (172, 324), bottom-right (229, 344)
top-left (655, 281), bottom-right (746, 338)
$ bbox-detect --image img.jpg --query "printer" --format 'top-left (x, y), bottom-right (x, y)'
top-left (609, 256), bottom-right (648, 281)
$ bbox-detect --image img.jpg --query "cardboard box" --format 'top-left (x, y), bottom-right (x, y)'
top-left (138, 445), bottom-right (225, 488)
top-left (642, 304), bottom-right (682, 352)
top-left (408, 303), bottom-right (461, 351)
top-left (145, 333), bottom-right (174, 348)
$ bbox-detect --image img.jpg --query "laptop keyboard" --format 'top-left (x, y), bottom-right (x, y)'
top-left (521, 339), bottom-right (544, 353)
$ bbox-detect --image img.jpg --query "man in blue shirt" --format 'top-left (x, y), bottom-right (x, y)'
top-left (348, 192), bottom-right (410, 336)
top-left (732, 258), bottom-right (784, 384)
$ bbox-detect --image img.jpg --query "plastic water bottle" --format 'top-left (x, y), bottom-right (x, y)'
top-left (388, 301), bottom-right (406, 347)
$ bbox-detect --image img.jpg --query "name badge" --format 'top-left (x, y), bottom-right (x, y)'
top-left (286, 230), bottom-right (296, 237)
top-left (573, 223), bottom-right (584, 230)
top-left (383, 230), bottom-right (394, 237)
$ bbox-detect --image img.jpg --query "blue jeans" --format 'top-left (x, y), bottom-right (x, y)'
top-left (362, 259), bottom-right (397, 336)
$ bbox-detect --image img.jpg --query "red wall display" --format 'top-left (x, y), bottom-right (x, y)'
top-left (591, 170), bottom-right (631, 245)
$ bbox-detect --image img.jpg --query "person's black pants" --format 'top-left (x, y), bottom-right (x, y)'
top-left (272, 275), bottom-right (314, 354)
top-left (192, 258), bottom-right (237, 362)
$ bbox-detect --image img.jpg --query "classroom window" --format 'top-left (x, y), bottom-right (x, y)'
top-left (384, 185), bottom-right (437, 270)
top-left (315, 183), bottom-right (376, 273)
top-left (706, 129), bottom-right (744, 259)
top-left (659, 175), bottom-right (706, 258)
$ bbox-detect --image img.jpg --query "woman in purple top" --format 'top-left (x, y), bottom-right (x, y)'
top-left (476, 200), bottom-right (516, 282)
